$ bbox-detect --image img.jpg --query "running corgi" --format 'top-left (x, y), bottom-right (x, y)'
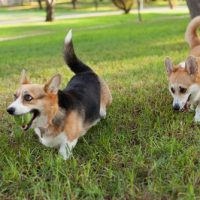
top-left (7, 30), bottom-right (112, 160)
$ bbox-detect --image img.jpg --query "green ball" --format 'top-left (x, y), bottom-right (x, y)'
top-left (14, 113), bottom-right (32, 126)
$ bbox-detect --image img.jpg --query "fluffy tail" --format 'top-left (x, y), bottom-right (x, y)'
top-left (185, 16), bottom-right (200, 49)
top-left (64, 30), bottom-right (92, 74)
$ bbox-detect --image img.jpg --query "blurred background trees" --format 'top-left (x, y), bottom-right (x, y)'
top-left (45, 0), bottom-right (55, 21)
top-left (112, 0), bottom-right (133, 14)
top-left (0, 0), bottom-right (187, 22)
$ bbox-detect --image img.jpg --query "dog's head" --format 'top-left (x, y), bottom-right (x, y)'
top-left (165, 56), bottom-right (198, 111)
top-left (7, 70), bottom-right (61, 130)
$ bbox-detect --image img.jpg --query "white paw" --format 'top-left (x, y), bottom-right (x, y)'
top-left (59, 144), bottom-right (72, 160)
top-left (100, 108), bottom-right (106, 119)
top-left (189, 104), bottom-right (195, 112)
top-left (60, 151), bottom-right (72, 160)
top-left (194, 115), bottom-right (200, 122)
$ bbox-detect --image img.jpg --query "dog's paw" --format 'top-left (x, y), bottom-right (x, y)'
top-left (59, 144), bottom-right (72, 160)
top-left (194, 115), bottom-right (200, 123)
top-left (189, 104), bottom-right (195, 112)
top-left (60, 152), bottom-right (71, 160)
top-left (100, 108), bottom-right (106, 119)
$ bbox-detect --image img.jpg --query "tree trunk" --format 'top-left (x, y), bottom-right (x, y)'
top-left (72, 0), bottom-right (77, 9)
top-left (45, 0), bottom-right (54, 21)
top-left (94, 0), bottom-right (98, 11)
top-left (168, 0), bottom-right (174, 9)
top-left (186, 0), bottom-right (200, 19)
top-left (38, 0), bottom-right (43, 9)
top-left (137, 0), bottom-right (142, 22)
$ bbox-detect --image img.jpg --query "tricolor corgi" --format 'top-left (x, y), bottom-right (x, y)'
top-left (7, 30), bottom-right (112, 160)
top-left (165, 16), bottom-right (200, 122)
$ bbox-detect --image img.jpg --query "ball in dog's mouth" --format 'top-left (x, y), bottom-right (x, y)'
top-left (14, 110), bottom-right (39, 131)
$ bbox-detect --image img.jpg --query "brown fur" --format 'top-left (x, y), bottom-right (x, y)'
top-left (64, 111), bottom-right (84, 141)
top-left (99, 78), bottom-right (112, 112)
top-left (185, 16), bottom-right (200, 58)
top-left (169, 66), bottom-right (196, 86)
top-left (20, 70), bottom-right (30, 84)
top-left (185, 16), bottom-right (200, 50)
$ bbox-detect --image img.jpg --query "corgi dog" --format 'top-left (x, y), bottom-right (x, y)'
top-left (165, 16), bottom-right (200, 122)
top-left (7, 30), bottom-right (112, 160)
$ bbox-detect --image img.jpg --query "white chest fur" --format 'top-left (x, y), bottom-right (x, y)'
top-left (32, 115), bottom-right (48, 129)
top-left (34, 128), bottom-right (67, 148)
top-left (34, 128), bottom-right (78, 160)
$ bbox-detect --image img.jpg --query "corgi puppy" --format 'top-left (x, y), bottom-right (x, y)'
top-left (7, 30), bottom-right (112, 160)
top-left (165, 16), bottom-right (200, 122)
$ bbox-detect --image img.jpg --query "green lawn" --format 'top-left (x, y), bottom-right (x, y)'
top-left (1, 13), bottom-right (200, 199)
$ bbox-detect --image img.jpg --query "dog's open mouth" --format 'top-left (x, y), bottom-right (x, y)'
top-left (14, 109), bottom-right (40, 131)
top-left (22, 109), bottom-right (40, 131)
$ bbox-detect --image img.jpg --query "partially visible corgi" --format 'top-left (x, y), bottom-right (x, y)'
top-left (165, 16), bottom-right (200, 122)
top-left (7, 30), bottom-right (112, 160)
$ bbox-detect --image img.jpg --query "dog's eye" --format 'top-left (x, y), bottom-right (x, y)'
top-left (179, 87), bottom-right (187, 94)
top-left (24, 94), bottom-right (33, 101)
top-left (171, 87), bottom-right (175, 94)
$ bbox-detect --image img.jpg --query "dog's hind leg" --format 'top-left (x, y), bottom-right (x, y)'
top-left (99, 78), bottom-right (112, 119)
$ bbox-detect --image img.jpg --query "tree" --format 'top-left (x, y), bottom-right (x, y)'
top-left (112, 0), bottom-right (133, 14)
top-left (137, 0), bottom-right (142, 22)
top-left (38, 0), bottom-right (43, 9)
top-left (72, 0), bottom-right (77, 9)
top-left (168, 0), bottom-right (174, 9)
top-left (94, 0), bottom-right (98, 11)
top-left (186, 0), bottom-right (200, 19)
top-left (45, 0), bottom-right (55, 21)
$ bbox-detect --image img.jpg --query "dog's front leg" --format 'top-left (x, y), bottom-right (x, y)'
top-left (189, 103), bottom-right (195, 112)
top-left (194, 104), bottom-right (200, 122)
top-left (59, 139), bottom-right (78, 160)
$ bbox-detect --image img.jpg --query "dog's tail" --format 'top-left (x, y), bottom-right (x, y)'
top-left (185, 16), bottom-right (200, 49)
top-left (64, 30), bottom-right (92, 74)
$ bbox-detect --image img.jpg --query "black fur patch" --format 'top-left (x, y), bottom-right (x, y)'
top-left (58, 71), bottom-right (100, 123)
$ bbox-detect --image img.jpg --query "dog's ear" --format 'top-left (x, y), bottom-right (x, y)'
top-left (185, 56), bottom-right (198, 76)
top-left (165, 57), bottom-right (174, 76)
top-left (20, 69), bottom-right (30, 84)
top-left (44, 74), bottom-right (61, 94)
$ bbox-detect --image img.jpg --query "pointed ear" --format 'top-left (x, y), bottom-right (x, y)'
top-left (165, 57), bottom-right (174, 76)
top-left (20, 69), bottom-right (30, 84)
top-left (44, 74), bottom-right (61, 94)
top-left (185, 56), bottom-right (198, 76)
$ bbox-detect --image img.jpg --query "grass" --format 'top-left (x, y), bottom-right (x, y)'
top-left (1, 12), bottom-right (200, 199)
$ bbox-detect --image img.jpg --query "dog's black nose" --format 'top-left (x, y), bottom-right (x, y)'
top-left (173, 104), bottom-right (180, 111)
top-left (7, 107), bottom-right (15, 115)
